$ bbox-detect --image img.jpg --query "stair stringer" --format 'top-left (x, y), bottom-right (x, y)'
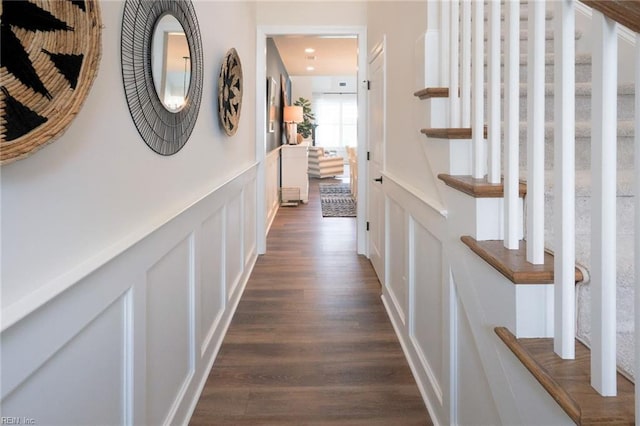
top-left (404, 130), bottom-right (572, 424)
top-left (418, 135), bottom-right (471, 216)
top-left (381, 189), bottom-right (573, 424)
top-left (445, 236), bottom-right (573, 425)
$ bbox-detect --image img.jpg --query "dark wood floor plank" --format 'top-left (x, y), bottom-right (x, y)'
top-left (190, 178), bottom-right (432, 425)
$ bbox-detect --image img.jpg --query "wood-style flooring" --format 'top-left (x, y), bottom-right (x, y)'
top-left (190, 178), bottom-right (432, 425)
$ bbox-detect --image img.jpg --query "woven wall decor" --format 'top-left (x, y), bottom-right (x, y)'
top-left (121, 0), bottom-right (203, 155)
top-left (0, 0), bottom-right (102, 165)
top-left (218, 48), bottom-right (243, 137)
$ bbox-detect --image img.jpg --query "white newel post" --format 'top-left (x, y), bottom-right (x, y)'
top-left (487, 0), bottom-right (501, 184)
top-left (503, 0), bottom-right (520, 250)
top-left (471, 0), bottom-right (484, 179)
top-left (591, 11), bottom-right (618, 397)
top-left (525, 0), bottom-right (545, 265)
top-left (553, 0), bottom-right (576, 360)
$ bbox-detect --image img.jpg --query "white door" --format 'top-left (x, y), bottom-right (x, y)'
top-left (368, 40), bottom-right (386, 283)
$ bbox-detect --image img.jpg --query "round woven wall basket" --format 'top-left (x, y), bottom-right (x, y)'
top-left (218, 48), bottom-right (243, 137)
top-left (0, 0), bottom-right (102, 165)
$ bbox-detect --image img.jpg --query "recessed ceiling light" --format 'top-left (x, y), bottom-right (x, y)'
top-left (305, 48), bottom-right (315, 53)
top-left (306, 66), bottom-right (315, 72)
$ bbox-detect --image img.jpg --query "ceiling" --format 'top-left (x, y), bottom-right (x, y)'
top-left (272, 36), bottom-right (358, 76)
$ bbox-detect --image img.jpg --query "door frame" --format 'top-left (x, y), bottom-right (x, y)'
top-left (255, 25), bottom-right (368, 256)
top-left (366, 36), bottom-right (387, 282)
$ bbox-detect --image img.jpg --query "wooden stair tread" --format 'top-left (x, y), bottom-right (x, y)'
top-left (438, 174), bottom-right (527, 198)
top-left (414, 87), bottom-right (449, 99)
top-left (421, 127), bottom-right (488, 139)
top-left (461, 236), bottom-right (584, 284)
top-left (582, 0), bottom-right (640, 35)
top-left (495, 327), bottom-right (635, 425)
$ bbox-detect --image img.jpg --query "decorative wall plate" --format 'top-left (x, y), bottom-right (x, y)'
top-left (121, 0), bottom-right (203, 155)
top-left (0, 0), bottom-right (102, 165)
top-left (218, 48), bottom-right (243, 136)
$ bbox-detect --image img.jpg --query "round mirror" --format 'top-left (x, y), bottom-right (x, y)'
top-left (122, 0), bottom-right (203, 155)
top-left (151, 14), bottom-right (191, 112)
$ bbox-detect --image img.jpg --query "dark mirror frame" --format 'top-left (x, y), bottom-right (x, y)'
top-left (121, 0), bottom-right (203, 155)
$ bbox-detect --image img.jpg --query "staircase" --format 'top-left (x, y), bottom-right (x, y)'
top-left (415, 0), bottom-right (637, 423)
top-left (506, 7), bottom-right (637, 379)
top-left (517, 4), bottom-right (636, 381)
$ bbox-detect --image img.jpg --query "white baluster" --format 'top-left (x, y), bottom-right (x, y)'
top-left (461, 0), bottom-right (471, 128)
top-left (450, 0), bottom-right (460, 128)
top-left (526, 0), bottom-right (545, 265)
top-left (441, 0), bottom-right (450, 88)
top-left (591, 10), bottom-right (617, 396)
top-left (504, 0), bottom-right (520, 250)
top-left (487, 0), bottom-right (501, 184)
top-left (553, 0), bottom-right (576, 360)
top-left (634, 31), bottom-right (640, 422)
top-left (471, 0), bottom-right (484, 178)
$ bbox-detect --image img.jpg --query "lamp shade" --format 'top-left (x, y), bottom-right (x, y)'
top-left (283, 105), bottom-right (303, 123)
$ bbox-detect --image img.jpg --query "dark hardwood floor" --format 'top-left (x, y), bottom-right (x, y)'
top-left (190, 178), bottom-right (432, 425)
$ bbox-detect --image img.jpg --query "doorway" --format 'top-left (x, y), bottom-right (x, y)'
top-left (255, 26), bottom-right (368, 256)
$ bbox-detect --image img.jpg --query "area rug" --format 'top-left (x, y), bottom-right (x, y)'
top-left (319, 183), bottom-right (356, 217)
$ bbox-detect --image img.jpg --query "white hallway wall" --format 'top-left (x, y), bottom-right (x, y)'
top-left (1, 1), bottom-right (258, 424)
top-left (1, 0), bottom-right (257, 316)
top-left (365, 4), bottom-right (452, 424)
top-left (366, 1), bottom-right (442, 205)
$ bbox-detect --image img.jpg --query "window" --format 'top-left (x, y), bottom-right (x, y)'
top-left (313, 93), bottom-right (357, 152)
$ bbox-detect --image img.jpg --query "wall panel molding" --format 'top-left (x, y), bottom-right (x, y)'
top-left (1, 166), bottom-right (259, 425)
top-left (2, 293), bottom-right (130, 425)
top-left (379, 175), bottom-right (449, 426)
top-left (225, 193), bottom-right (244, 301)
top-left (145, 235), bottom-right (195, 426)
top-left (265, 147), bottom-right (281, 234)
top-left (386, 197), bottom-right (408, 325)
top-left (199, 208), bottom-right (225, 358)
top-left (408, 218), bottom-right (444, 405)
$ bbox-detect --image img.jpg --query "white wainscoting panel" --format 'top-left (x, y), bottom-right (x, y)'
top-left (244, 182), bottom-right (257, 267)
top-left (409, 220), bottom-right (444, 403)
top-left (225, 193), bottom-right (244, 300)
top-left (385, 130), bottom-right (577, 424)
top-left (265, 148), bottom-right (281, 234)
top-left (146, 236), bottom-right (195, 426)
top-left (455, 294), bottom-right (501, 426)
top-left (2, 293), bottom-right (131, 425)
top-left (387, 198), bottom-right (408, 324)
top-left (0, 166), bottom-right (259, 426)
top-left (379, 174), bottom-right (450, 426)
top-left (199, 208), bottom-right (225, 356)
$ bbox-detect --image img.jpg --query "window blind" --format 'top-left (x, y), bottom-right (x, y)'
top-left (313, 93), bottom-right (357, 150)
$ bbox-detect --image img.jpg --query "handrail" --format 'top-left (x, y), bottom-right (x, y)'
top-left (581, 0), bottom-right (640, 34)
